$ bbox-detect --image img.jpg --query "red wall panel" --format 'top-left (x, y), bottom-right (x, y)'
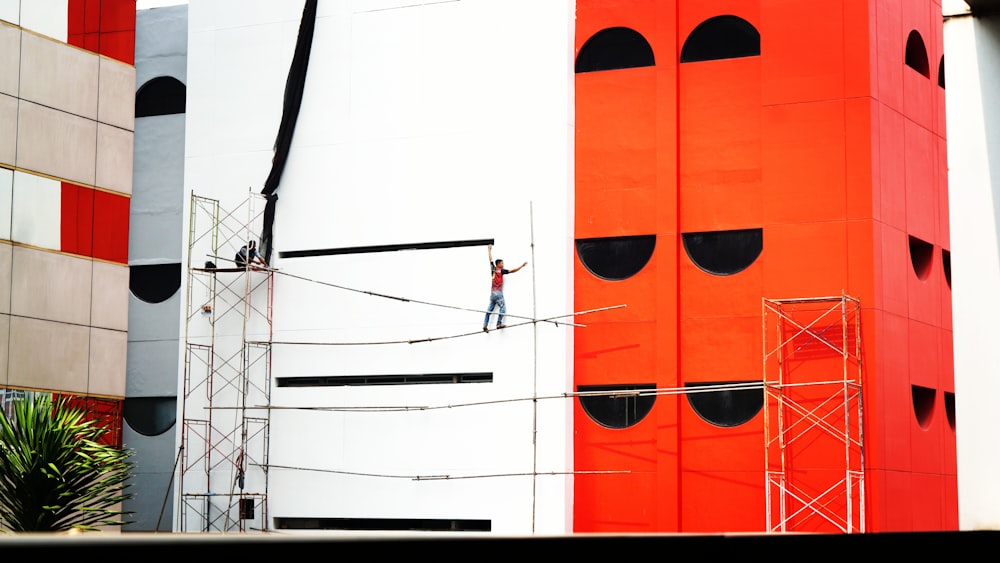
top-left (846, 98), bottom-right (877, 221)
top-left (575, 322), bottom-right (656, 388)
top-left (67, 0), bottom-right (135, 64)
top-left (60, 182), bottom-right (93, 257)
top-left (910, 472), bottom-right (945, 531)
top-left (877, 104), bottom-right (907, 230)
top-left (680, 60), bottom-right (761, 231)
top-left (680, 469), bottom-right (762, 532)
top-left (680, 260), bottom-right (761, 318)
top-left (875, 0), bottom-right (904, 112)
top-left (762, 222), bottom-right (848, 299)
top-left (905, 121), bottom-right (937, 241)
top-left (92, 190), bottom-right (129, 264)
top-left (760, 0), bottom-right (848, 105)
top-left (762, 101), bottom-right (847, 224)
top-left (876, 312), bottom-right (912, 472)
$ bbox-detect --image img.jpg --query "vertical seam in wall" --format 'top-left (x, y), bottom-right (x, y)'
top-left (5, 14), bottom-right (24, 391)
top-left (88, 2), bottom-right (104, 397)
top-left (674, 0), bottom-right (683, 532)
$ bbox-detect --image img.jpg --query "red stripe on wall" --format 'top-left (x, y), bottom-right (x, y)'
top-left (67, 0), bottom-right (136, 64)
top-left (60, 182), bottom-right (94, 256)
top-left (93, 190), bottom-right (129, 264)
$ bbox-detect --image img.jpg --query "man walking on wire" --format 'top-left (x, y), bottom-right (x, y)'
top-left (483, 244), bottom-right (527, 332)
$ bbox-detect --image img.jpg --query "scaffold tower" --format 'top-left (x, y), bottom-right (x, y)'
top-left (179, 192), bottom-right (273, 532)
top-left (762, 295), bottom-right (865, 534)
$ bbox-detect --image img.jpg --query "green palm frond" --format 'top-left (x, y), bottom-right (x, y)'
top-left (0, 394), bottom-right (135, 532)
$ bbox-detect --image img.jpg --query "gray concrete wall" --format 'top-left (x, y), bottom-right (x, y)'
top-left (125, 4), bottom-right (188, 533)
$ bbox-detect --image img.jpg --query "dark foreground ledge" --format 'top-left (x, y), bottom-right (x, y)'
top-left (0, 530), bottom-right (996, 556)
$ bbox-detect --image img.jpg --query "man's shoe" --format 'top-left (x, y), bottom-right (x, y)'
top-left (482, 326), bottom-right (489, 332)
top-left (497, 324), bottom-right (506, 329)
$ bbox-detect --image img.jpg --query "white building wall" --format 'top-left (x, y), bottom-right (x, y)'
top-left (945, 0), bottom-right (1000, 530)
top-left (184, 0), bottom-right (574, 534)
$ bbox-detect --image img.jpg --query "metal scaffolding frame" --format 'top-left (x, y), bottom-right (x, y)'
top-left (762, 295), bottom-right (865, 534)
top-left (179, 192), bottom-right (273, 532)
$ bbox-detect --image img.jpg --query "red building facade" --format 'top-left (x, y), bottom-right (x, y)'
top-left (574, 0), bottom-right (954, 533)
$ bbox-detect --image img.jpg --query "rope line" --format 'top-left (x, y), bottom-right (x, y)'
top-left (269, 267), bottom-right (616, 329)
top-left (264, 464), bottom-right (628, 481)
top-left (210, 381), bottom-right (774, 413)
top-left (255, 305), bottom-right (625, 346)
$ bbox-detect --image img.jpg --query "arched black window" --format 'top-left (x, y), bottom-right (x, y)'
top-left (680, 15), bottom-right (760, 63)
top-left (908, 235), bottom-right (933, 281)
top-left (682, 228), bottom-right (762, 276)
top-left (576, 235), bottom-right (656, 281)
top-left (905, 30), bottom-right (930, 78)
top-left (136, 76), bottom-right (187, 117)
top-left (685, 381), bottom-right (763, 427)
top-left (911, 384), bottom-right (935, 429)
top-left (130, 263), bottom-right (182, 304)
top-left (938, 55), bottom-right (945, 89)
top-left (577, 384), bottom-right (656, 429)
top-left (124, 397), bottom-right (177, 436)
top-left (575, 27), bottom-right (655, 73)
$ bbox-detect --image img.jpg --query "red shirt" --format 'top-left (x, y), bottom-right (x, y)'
top-left (491, 264), bottom-right (509, 291)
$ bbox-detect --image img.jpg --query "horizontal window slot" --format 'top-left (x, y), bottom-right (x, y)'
top-left (274, 517), bottom-right (491, 532)
top-left (279, 239), bottom-right (493, 259)
top-left (276, 372), bottom-right (493, 387)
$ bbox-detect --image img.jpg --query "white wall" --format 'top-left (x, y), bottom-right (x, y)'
top-left (184, 0), bottom-right (574, 534)
top-left (945, 0), bottom-right (1000, 530)
top-left (0, 0), bottom-right (68, 42)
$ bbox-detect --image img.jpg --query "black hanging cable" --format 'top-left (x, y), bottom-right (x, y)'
top-left (260, 0), bottom-right (318, 264)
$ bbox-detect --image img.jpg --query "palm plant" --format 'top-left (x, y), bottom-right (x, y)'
top-left (0, 393), bottom-right (134, 532)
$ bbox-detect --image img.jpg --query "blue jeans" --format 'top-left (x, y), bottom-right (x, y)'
top-left (484, 290), bottom-right (505, 327)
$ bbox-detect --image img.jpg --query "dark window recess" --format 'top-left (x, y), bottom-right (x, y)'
top-left (908, 235), bottom-right (934, 281)
top-left (577, 384), bottom-right (656, 429)
top-left (938, 56), bottom-right (945, 89)
top-left (682, 228), bottom-right (762, 276)
top-left (575, 235), bottom-right (655, 281)
top-left (135, 76), bottom-right (186, 117)
top-left (280, 239), bottom-right (492, 259)
top-left (680, 15), bottom-right (760, 63)
top-left (942, 248), bottom-right (951, 288)
top-left (123, 397), bottom-right (177, 437)
top-left (685, 381), bottom-right (763, 428)
top-left (945, 391), bottom-right (956, 431)
top-left (905, 30), bottom-right (930, 78)
top-left (129, 263), bottom-right (182, 304)
top-left (912, 384), bottom-right (936, 429)
top-left (274, 517), bottom-right (491, 532)
top-left (276, 373), bottom-right (492, 387)
top-left (575, 27), bottom-right (655, 73)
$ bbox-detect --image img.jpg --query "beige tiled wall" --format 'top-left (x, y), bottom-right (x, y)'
top-left (10, 247), bottom-right (92, 325)
top-left (0, 19), bottom-right (132, 401)
top-left (19, 30), bottom-right (98, 120)
top-left (91, 260), bottom-right (128, 331)
top-left (98, 57), bottom-right (135, 132)
top-left (0, 314), bottom-right (8, 385)
top-left (88, 327), bottom-right (126, 396)
top-left (0, 93), bottom-right (15, 166)
top-left (0, 23), bottom-right (19, 97)
top-left (96, 123), bottom-right (134, 195)
top-left (8, 315), bottom-right (90, 394)
top-left (5, 28), bottom-right (134, 195)
top-left (0, 243), bottom-right (10, 315)
top-left (16, 100), bottom-right (97, 186)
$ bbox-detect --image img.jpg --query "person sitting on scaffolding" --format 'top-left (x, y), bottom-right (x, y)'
top-left (235, 240), bottom-right (268, 270)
